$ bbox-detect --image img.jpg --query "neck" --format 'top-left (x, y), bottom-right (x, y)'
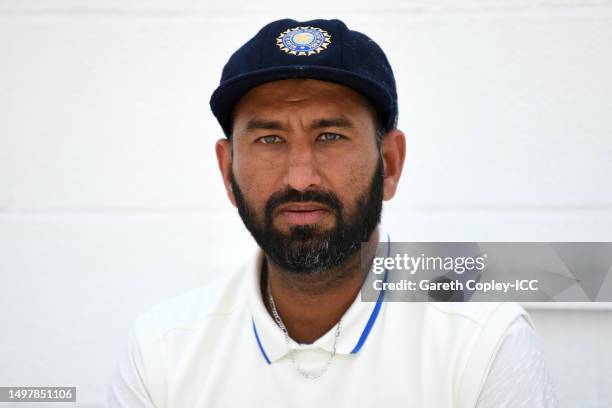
top-left (262, 229), bottom-right (380, 344)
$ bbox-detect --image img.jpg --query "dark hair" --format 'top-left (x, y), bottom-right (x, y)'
top-left (374, 125), bottom-right (386, 151)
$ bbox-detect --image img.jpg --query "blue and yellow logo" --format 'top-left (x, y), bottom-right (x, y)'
top-left (276, 26), bottom-right (332, 56)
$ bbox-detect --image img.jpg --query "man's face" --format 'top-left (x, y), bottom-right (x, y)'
top-left (224, 79), bottom-right (384, 273)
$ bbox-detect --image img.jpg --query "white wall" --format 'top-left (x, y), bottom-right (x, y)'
top-left (1, 1), bottom-right (611, 406)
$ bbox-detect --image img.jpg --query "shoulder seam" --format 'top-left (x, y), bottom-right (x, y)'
top-left (425, 302), bottom-right (505, 327)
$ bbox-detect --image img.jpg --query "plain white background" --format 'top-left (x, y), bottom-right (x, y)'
top-left (1, 1), bottom-right (611, 406)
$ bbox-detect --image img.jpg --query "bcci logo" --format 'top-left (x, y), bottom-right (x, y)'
top-left (276, 26), bottom-right (332, 56)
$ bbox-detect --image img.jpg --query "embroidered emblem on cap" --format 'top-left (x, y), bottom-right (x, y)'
top-left (276, 26), bottom-right (331, 56)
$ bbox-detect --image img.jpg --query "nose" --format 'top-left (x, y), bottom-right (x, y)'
top-left (282, 141), bottom-right (322, 192)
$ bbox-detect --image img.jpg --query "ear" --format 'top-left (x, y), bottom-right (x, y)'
top-left (215, 138), bottom-right (237, 207)
top-left (380, 129), bottom-right (406, 201)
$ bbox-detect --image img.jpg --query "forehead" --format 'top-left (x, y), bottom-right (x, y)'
top-left (232, 79), bottom-right (377, 126)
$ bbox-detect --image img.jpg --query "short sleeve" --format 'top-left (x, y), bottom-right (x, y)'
top-left (106, 313), bottom-right (165, 408)
top-left (476, 316), bottom-right (559, 408)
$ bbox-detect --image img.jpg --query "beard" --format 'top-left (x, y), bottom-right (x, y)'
top-left (231, 155), bottom-right (384, 274)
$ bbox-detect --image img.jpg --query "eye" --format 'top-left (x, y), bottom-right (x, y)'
top-left (257, 135), bottom-right (284, 144)
top-left (317, 133), bottom-right (343, 142)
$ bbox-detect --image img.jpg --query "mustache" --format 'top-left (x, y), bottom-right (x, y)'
top-left (264, 188), bottom-right (343, 225)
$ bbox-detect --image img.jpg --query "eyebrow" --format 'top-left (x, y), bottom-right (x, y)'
top-left (245, 119), bottom-right (284, 131)
top-left (244, 115), bottom-right (355, 132)
top-left (311, 116), bottom-right (355, 129)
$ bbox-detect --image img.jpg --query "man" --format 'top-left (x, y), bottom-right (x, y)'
top-left (107, 18), bottom-right (558, 407)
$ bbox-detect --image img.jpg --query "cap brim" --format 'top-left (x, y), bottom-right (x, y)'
top-left (209, 65), bottom-right (395, 137)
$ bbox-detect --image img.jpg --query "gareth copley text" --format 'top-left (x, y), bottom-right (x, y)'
top-left (373, 279), bottom-right (540, 293)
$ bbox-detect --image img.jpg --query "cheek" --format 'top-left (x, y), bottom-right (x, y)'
top-left (233, 157), bottom-right (278, 212)
top-left (326, 156), bottom-right (377, 211)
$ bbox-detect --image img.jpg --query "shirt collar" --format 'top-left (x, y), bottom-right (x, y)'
top-left (248, 229), bottom-right (390, 364)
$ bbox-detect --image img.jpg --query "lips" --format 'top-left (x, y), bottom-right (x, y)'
top-left (275, 202), bottom-right (330, 225)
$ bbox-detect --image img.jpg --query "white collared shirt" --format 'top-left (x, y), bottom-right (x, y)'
top-left (107, 235), bottom-right (557, 407)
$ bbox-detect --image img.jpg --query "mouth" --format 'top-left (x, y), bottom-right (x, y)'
top-left (275, 202), bottom-right (331, 225)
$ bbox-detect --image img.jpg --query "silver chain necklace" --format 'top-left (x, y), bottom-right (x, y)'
top-left (266, 279), bottom-right (342, 379)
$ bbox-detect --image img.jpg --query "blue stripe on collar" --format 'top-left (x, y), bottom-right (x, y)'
top-left (252, 317), bottom-right (271, 365)
top-left (350, 233), bottom-right (391, 354)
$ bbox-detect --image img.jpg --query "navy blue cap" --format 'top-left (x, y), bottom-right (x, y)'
top-left (209, 18), bottom-right (398, 137)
